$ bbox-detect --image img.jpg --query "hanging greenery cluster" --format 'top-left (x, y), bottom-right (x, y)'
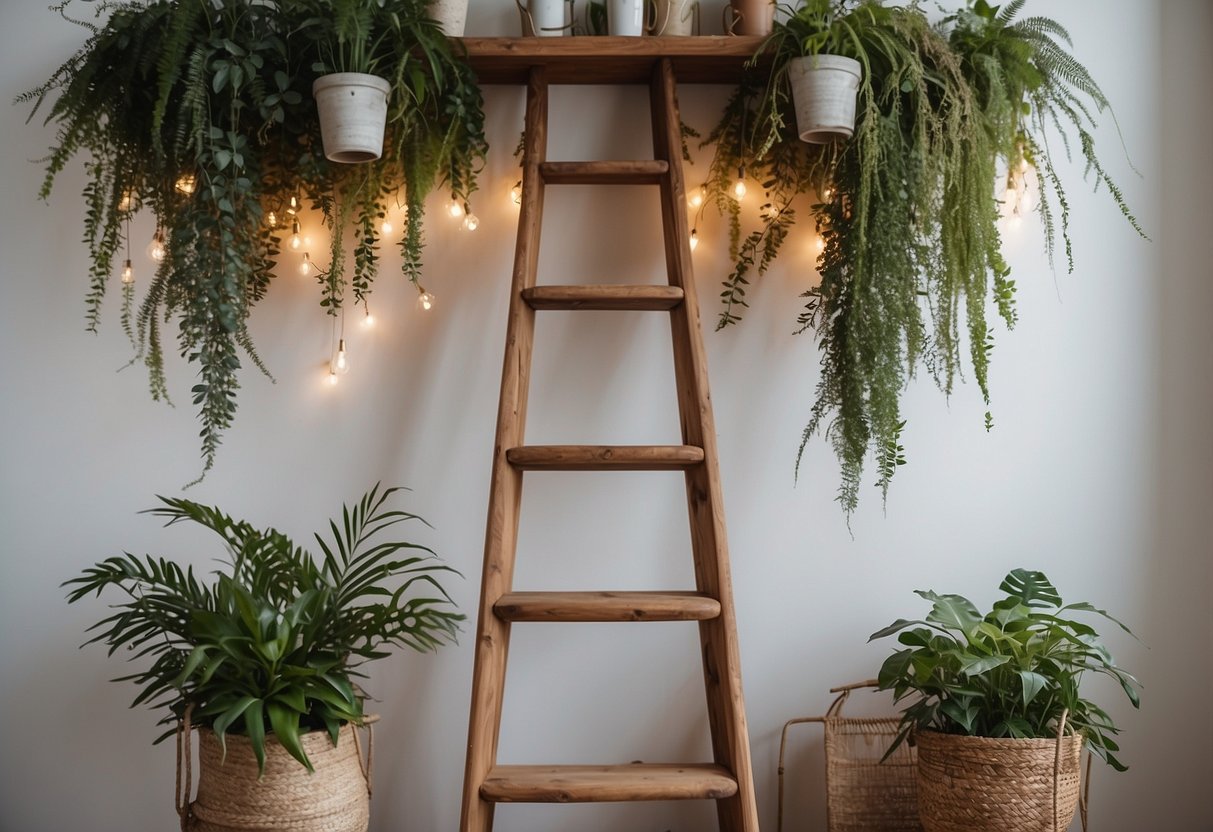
top-left (19, 0), bottom-right (487, 479)
top-left (699, 0), bottom-right (1144, 519)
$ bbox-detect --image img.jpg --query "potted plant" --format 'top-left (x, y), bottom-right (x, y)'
top-left (767, 0), bottom-right (862, 142)
top-left (869, 569), bottom-right (1140, 831)
top-left (19, 0), bottom-right (487, 481)
top-left (64, 484), bottom-right (464, 832)
top-left (694, 0), bottom-right (1144, 521)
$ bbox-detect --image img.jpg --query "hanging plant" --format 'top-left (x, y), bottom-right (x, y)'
top-left (18, 0), bottom-right (487, 481)
top-left (696, 0), bottom-right (1144, 520)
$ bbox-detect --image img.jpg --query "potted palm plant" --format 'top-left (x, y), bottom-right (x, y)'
top-left (64, 484), bottom-right (464, 832)
top-left (870, 569), bottom-right (1140, 832)
top-left (695, 0), bottom-right (1144, 521)
top-left (19, 0), bottom-right (487, 482)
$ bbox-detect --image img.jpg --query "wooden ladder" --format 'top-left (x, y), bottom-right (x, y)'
top-left (459, 57), bottom-right (760, 832)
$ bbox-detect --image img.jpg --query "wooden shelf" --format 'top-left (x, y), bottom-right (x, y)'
top-left (458, 36), bottom-right (767, 84)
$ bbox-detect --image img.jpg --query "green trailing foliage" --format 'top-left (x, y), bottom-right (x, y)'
top-left (63, 484), bottom-right (465, 774)
top-left (697, 0), bottom-right (1144, 520)
top-left (870, 568), bottom-right (1140, 771)
top-left (18, 0), bottom-right (487, 481)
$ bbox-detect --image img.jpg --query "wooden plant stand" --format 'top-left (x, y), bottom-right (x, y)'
top-left (459, 38), bottom-right (763, 832)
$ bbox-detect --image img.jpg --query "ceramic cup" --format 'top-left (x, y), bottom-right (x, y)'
top-left (722, 0), bottom-right (774, 36)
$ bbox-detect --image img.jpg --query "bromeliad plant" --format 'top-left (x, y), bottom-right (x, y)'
top-left (64, 484), bottom-right (465, 772)
top-left (696, 0), bottom-right (1144, 520)
top-left (869, 568), bottom-right (1140, 771)
top-left (19, 0), bottom-right (486, 480)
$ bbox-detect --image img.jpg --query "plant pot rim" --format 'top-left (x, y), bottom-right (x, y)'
top-left (312, 72), bottom-right (391, 96)
top-left (915, 728), bottom-right (1084, 749)
top-left (788, 53), bottom-right (862, 76)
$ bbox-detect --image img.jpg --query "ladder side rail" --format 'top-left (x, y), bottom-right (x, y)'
top-left (649, 57), bottom-right (761, 832)
top-left (459, 65), bottom-right (550, 832)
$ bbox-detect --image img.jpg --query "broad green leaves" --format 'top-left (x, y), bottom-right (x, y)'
top-left (871, 569), bottom-right (1140, 771)
top-left (64, 484), bottom-right (464, 774)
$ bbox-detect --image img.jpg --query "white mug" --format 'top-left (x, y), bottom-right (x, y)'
top-left (517, 0), bottom-right (574, 36)
top-left (607, 0), bottom-right (645, 36)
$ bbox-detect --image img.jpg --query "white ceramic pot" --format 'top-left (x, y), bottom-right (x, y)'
top-left (518, 0), bottom-right (572, 35)
top-left (786, 54), bottom-right (862, 144)
top-left (651, 0), bottom-right (696, 35)
top-left (428, 0), bottom-right (470, 36)
top-left (608, 0), bottom-right (645, 35)
top-left (312, 73), bottom-right (391, 164)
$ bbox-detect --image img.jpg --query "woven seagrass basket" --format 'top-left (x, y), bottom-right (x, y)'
top-left (915, 729), bottom-right (1082, 832)
top-left (177, 716), bottom-right (373, 832)
top-left (779, 681), bottom-right (922, 832)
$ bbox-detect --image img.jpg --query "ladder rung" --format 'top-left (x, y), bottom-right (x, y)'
top-left (506, 445), bottom-right (704, 471)
top-left (522, 285), bottom-right (685, 311)
top-left (540, 160), bottom-right (669, 185)
top-left (481, 764), bottom-right (739, 803)
top-left (495, 591), bottom-right (721, 622)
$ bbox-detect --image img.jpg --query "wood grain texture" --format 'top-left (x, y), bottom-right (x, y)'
top-left (650, 58), bottom-right (759, 832)
top-left (506, 444), bottom-right (704, 470)
top-left (481, 764), bottom-right (739, 803)
top-left (522, 284), bottom-right (685, 310)
top-left (540, 160), bottom-right (668, 184)
top-left (495, 591), bottom-right (721, 621)
top-left (459, 36), bottom-right (769, 85)
top-left (459, 66), bottom-right (549, 832)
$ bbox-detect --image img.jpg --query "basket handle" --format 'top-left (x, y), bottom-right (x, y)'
top-left (176, 702), bottom-right (195, 832)
top-left (1053, 709), bottom-right (1092, 832)
top-left (777, 716), bottom-right (825, 832)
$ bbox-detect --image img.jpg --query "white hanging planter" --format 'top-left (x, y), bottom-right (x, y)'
top-left (786, 54), bottom-right (862, 144)
top-left (428, 0), bottom-right (470, 37)
top-left (312, 73), bottom-right (391, 164)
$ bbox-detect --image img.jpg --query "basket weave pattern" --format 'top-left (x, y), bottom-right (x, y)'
top-left (189, 726), bottom-right (369, 832)
top-left (915, 731), bottom-right (1081, 832)
top-left (825, 717), bottom-right (922, 832)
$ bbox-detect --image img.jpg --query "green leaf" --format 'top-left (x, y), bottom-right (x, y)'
top-left (267, 701), bottom-right (311, 773)
top-left (919, 591), bottom-right (982, 635)
top-left (999, 569), bottom-right (1062, 608)
top-left (1019, 670), bottom-right (1049, 706)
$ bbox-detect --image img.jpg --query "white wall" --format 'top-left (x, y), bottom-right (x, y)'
top-left (1, 1), bottom-right (1208, 830)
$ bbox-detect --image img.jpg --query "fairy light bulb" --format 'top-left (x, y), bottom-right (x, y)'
top-left (287, 196), bottom-right (298, 216)
top-left (462, 213), bottom-right (480, 232)
top-left (327, 368), bottom-right (339, 386)
top-left (689, 186), bottom-right (705, 209)
top-left (821, 187), bottom-right (833, 201)
top-left (381, 218), bottom-right (394, 235)
top-left (447, 199), bottom-right (465, 219)
top-left (175, 175), bottom-right (196, 195)
top-left (146, 232), bottom-right (167, 262)
top-left (289, 220), bottom-right (302, 250)
top-left (299, 252), bottom-right (312, 276)
top-left (417, 290), bottom-right (435, 312)
top-left (333, 339), bottom-right (350, 375)
top-left (361, 310), bottom-right (375, 329)
top-left (732, 168), bottom-right (747, 201)
top-left (689, 228), bottom-right (699, 251)
top-left (120, 259), bottom-right (134, 285)
top-left (118, 191), bottom-right (134, 213)
top-left (510, 183), bottom-right (522, 205)
top-left (266, 210), bottom-right (278, 228)
top-left (815, 235), bottom-right (825, 254)
top-left (1002, 182), bottom-right (1019, 216)
top-left (1017, 180), bottom-right (1034, 213)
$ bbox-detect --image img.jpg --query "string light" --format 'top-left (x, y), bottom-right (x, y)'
top-left (815, 236), bottom-right (825, 254)
top-left (289, 220), bottom-right (302, 250)
top-left (417, 290), bottom-right (435, 312)
top-left (361, 307), bottom-right (375, 329)
top-left (689, 186), bottom-right (705, 209)
top-left (117, 191), bottom-right (135, 213)
top-left (175, 175), bottom-right (196, 195)
top-left (689, 228), bottom-right (699, 251)
top-left (146, 231), bottom-right (167, 262)
top-left (510, 183), bottom-right (522, 206)
top-left (266, 210), bottom-right (278, 228)
top-left (732, 167), bottom-right (747, 201)
top-left (447, 199), bottom-right (465, 219)
top-left (821, 187), bottom-right (833, 201)
top-left (120, 259), bottom-right (134, 285)
top-left (299, 252), bottom-right (312, 276)
top-left (331, 339), bottom-right (350, 375)
top-left (381, 218), bottom-right (394, 235)
top-left (327, 368), bottom-right (340, 386)
top-left (462, 213), bottom-right (480, 232)
top-left (287, 196), bottom-right (298, 215)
